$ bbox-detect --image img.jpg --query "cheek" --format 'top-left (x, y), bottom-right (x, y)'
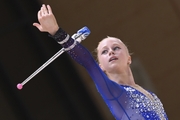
top-left (98, 55), bottom-right (107, 66)
top-left (121, 54), bottom-right (129, 63)
top-left (98, 57), bottom-right (107, 71)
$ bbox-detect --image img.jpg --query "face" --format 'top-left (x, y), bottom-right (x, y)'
top-left (97, 37), bottom-right (131, 73)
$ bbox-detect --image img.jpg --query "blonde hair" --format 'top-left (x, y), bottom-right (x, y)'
top-left (94, 36), bottom-right (132, 63)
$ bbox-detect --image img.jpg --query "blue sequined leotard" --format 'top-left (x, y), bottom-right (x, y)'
top-left (50, 28), bottom-right (168, 120)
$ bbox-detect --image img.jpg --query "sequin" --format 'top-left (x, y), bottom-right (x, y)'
top-left (124, 86), bottom-right (167, 120)
top-left (50, 28), bottom-right (168, 120)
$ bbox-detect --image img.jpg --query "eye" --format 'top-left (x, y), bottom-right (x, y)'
top-left (113, 46), bottom-right (120, 51)
top-left (101, 50), bottom-right (108, 54)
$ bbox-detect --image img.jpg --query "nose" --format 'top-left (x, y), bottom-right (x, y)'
top-left (109, 49), bottom-right (115, 56)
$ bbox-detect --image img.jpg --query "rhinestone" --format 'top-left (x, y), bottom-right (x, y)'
top-left (123, 86), bottom-right (167, 119)
top-left (136, 104), bottom-right (139, 108)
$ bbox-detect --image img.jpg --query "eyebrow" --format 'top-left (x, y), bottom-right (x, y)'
top-left (101, 46), bottom-right (108, 50)
top-left (112, 43), bottom-right (121, 46)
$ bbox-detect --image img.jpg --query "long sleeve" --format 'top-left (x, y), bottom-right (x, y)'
top-left (49, 28), bottom-right (168, 120)
top-left (49, 28), bottom-right (125, 100)
top-left (49, 28), bottom-right (135, 119)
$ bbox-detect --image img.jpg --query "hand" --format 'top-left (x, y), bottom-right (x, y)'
top-left (33, 4), bottom-right (59, 35)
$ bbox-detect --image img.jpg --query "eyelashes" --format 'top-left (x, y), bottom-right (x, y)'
top-left (101, 50), bottom-right (108, 54)
top-left (101, 46), bottom-right (121, 55)
top-left (114, 46), bottom-right (120, 51)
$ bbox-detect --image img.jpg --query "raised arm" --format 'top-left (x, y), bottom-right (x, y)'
top-left (33, 4), bottom-right (125, 100)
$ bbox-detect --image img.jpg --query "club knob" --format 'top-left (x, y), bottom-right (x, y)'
top-left (17, 83), bottom-right (23, 90)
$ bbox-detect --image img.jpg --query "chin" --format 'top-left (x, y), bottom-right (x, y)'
top-left (109, 65), bottom-right (119, 71)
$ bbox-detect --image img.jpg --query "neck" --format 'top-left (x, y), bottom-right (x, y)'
top-left (107, 67), bottom-right (136, 86)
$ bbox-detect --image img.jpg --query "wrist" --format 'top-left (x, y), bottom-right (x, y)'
top-left (48, 27), bottom-right (68, 43)
top-left (49, 25), bottom-right (59, 35)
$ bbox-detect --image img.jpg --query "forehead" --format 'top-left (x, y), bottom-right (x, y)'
top-left (97, 37), bottom-right (124, 50)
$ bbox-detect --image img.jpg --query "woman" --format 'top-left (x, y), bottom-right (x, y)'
top-left (33, 4), bottom-right (168, 120)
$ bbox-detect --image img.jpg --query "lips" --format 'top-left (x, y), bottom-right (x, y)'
top-left (109, 56), bottom-right (118, 62)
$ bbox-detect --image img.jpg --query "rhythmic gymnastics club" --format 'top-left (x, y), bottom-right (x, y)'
top-left (17, 26), bottom-right (91, 90)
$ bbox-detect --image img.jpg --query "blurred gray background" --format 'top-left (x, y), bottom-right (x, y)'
top-left (0, 0), bottom-right (179, 120)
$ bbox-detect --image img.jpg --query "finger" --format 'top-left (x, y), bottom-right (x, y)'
top-left (33, 23), bottom-right (42, 31)
top-left (41, 6), bottom-right (46, 15)
top-left (47, 5), bottom-right (52, 14)
top-left (40, 6), bottom-right (44, 15)
top-left (42, 4), bottom-right (48, 14)
top-left (38, 11), bottom-right (41, 19)
top-left (32, 23), bottom-right (38, 27)
top-left (32, 23), bottom-right (39, 28)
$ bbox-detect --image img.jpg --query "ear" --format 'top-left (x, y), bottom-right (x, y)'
top-left (127, 56), bottom-right (132, 65)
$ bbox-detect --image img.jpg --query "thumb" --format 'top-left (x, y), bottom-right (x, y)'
top-left (33, 23), bottom-right (42, 31)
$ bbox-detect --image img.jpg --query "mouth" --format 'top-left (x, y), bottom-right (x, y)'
top-left (109, 56), bottom-right (118, 62)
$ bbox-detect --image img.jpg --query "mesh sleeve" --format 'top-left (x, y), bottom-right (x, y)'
top-left (49, 29), bottom-right (135, 119)
top-left (62, 37), bottom-right (125, 100)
